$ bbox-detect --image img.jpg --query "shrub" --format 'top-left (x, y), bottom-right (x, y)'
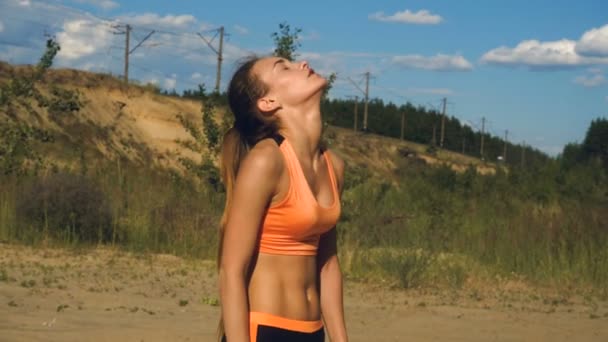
top-left (47, 86), bottom-right (83, 121)
top-left (16, 173), bottom-right (113, 243)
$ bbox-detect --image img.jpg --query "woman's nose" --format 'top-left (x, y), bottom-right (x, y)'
top-left (299, 60), bottom-right (309, 70)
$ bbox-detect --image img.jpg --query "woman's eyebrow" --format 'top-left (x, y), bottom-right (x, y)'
top-left (273, 59), bottom-right (286, 69)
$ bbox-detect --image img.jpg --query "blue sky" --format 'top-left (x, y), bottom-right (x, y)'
top-left (1, 0), bottom-right (607, 156)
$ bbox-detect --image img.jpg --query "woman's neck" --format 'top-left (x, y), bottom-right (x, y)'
top-left (278, 102), bottom-right (323, 160)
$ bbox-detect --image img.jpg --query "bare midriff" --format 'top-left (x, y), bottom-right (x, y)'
top-left (247, 252), bottom-right (320, 321)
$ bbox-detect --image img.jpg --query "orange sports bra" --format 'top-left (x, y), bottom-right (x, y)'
top-left (258, 135), bottom-right (341, 256)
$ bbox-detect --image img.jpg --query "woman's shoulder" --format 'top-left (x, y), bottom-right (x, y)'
top-left (239, 138), bottom-right (285, 179)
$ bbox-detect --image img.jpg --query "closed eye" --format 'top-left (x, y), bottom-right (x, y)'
top-left (273, 59), bottom-right (288, 71)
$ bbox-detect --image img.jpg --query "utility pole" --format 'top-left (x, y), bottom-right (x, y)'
top-left (503, 130), bottom-right (509, 162)
top-left (216, 26), bottom-right (224, 93)
top-left (353, 96), bottom-right (359, 132)
top-left (480, 117), bottom-right (486, 160)
top-left (440, 97), bottom-right (447, 148)
top-left (400, 111), bottom-right (406, 140)
top-left (363, 71), bottom-right (370, 131)
top-left (198, 27), bottom-right (226, 94)
top-left (521, 141), bottom-right (526, 168)
top-left (123, 24), bottom-right (131, 83)
top-left (113, 24), bottom-right (155, 84)
top-left (347, 73), bottom-right (371, 131)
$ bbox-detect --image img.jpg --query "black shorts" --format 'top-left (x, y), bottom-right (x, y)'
top-left (221, 312), bottom-right (325, 342)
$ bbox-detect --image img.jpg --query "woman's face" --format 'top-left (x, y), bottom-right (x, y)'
top-left (253, 56), bottom-right (327, 110)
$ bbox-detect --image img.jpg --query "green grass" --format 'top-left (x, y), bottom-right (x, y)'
top-left (0, 182), bottom-right (17, 242)
top-left (0, 162), bottom-right (222, 259)
top-left (1, 147), bottom-right (607, 295)
top-left (339, 160), bottom-right (608, 293)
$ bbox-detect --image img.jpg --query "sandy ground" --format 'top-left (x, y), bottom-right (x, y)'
top-left (1, 244), bottom-right (607, 342)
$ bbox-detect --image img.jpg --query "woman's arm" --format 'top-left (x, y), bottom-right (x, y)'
top-left (318, 150), bottom-right (348, 342)
top-left (318, 228), bottom-right (348, 342)
top-left (219, 143), bottom-right (283, 342)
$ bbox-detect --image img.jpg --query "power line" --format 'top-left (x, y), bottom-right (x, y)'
top-left (111, 23), bottom-right (156, 83)
top-left (37, 0), bottom-right (116, 21)
top-left (103, 54), bottom-right (201, 89)
top-left (0, 40), bottom-right (40, 50)
top-left (3, 3), bottom-right (524, 152)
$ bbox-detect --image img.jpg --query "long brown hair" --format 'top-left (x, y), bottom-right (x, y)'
top-left (217, 55), bottom-right (279, 340)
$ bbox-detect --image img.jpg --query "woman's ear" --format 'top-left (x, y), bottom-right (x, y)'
top-left (257, 96), bottom-right (281, 114)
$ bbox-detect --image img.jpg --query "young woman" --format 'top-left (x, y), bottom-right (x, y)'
top-left (218, 55), bottom-right (348, 342)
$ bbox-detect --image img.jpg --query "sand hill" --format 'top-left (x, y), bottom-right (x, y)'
top-left (0, 62), bottom-right (495, 178)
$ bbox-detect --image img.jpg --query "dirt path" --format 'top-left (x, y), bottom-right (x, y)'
top-left (1, 244), bottom-right (607, 342)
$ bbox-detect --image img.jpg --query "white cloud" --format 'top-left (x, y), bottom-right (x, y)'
top-left (301, 30), bottom-right (320, 41)
top-left (482, 39), bottom-right (585, 67)
top-left (574, 73), bottom-right (605, 87)
top-left (409, 87), bottom-right (454, 95)
top-left (482, 24), bottom-right (608, 69)
top-left (0, 20), bottom-right (4, 33)
top-left (0, 45), bottom-right (32, 63)
top-left (587, 67), bottom-right (603, 74)
top-left (144, 77), bottom-right (159, 86)
top-left (77, 62), bottom-right (98, 71)
top-left (72, 0), bottom-right (119, 10)
top-left (56, 19), bottom-right (114, 60)
top-left (326, 51), bottom-right (390, 58)
top-left (98, 0), bottom-right (118, 10)
top-left (215, 43), bottom-right (254, 64)
top-left (391, 54), bottom-right (473, 71)
top-left (0, 1), bottom-right (234, 90)
top-left (18, 0), bottom-right (31, 6)
top-left (297, 51), bottom-right (345, 76)
top-left (125, 13), bottom-right (196, 29)
top-left (369, 9), bottom-right (443, 25)
top-left (233, 25), bottom-right (248, 35)
top-left (375, 86), bottom-right (454, 99)
top-left (164, 75), bottom-right (177, 89)
top-left (299, 52), bottom-right (323, 61)
top-left (199, 22), bottom-right (215, 31)
top-left (605, 95), bottom-right (608, 103)
top-left (191, 72), bottom-right (202, 80)
top-left (576, 24), bottom-right (608, 57)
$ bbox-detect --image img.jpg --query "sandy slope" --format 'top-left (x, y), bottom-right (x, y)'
top-left (1, 244), bottom-right (607, 342)
top-left (1, 62), bottom-right (497, 178)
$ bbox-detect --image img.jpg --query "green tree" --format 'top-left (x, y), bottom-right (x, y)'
top-left (175, 84), bottom-right (222, 190)
top-left (202, 100), bottom-right (220, 153)
top-left (35, 38), bottom-right (61, 80)
top-left (560, 142), bottom-right (583, 170)
top-left (582, 117), bottom-right (608, 168)
top-left (0, 39), bottom-right (60, 174)
top-left (271, 21), bottom-right (302, 61)
top-left (322, 72), bottom-right (337, 99)
top-left (0, 123), bottom-right (52, 175)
